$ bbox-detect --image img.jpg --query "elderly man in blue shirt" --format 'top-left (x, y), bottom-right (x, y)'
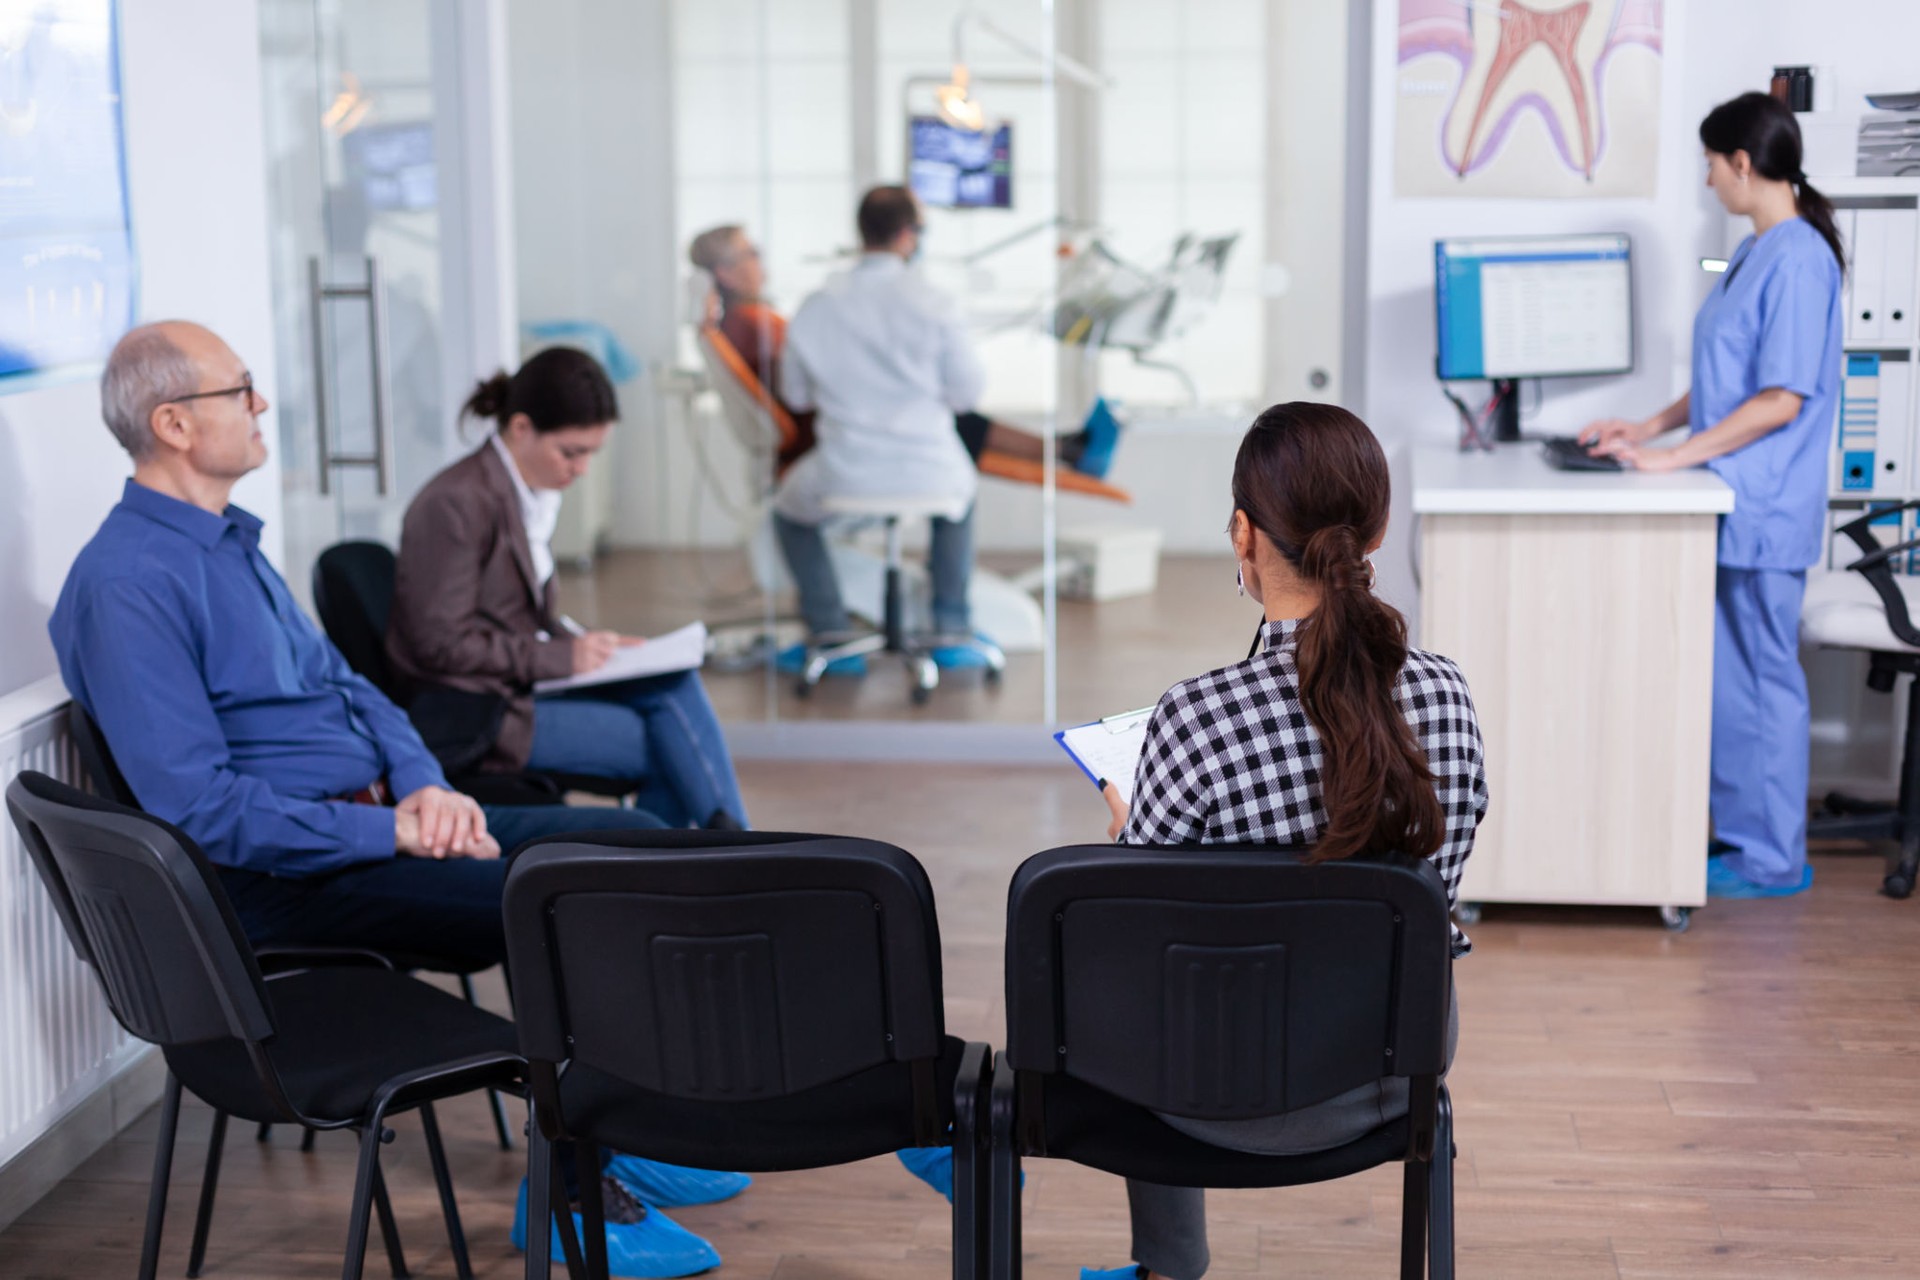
top-left (49, 321), bottom-right (741, 1277)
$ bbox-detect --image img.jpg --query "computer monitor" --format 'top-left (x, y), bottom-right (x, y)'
top-left (907, 117), bottom-right (1013, 210)
top-left (1434, 233), bottom-right (1634, 382)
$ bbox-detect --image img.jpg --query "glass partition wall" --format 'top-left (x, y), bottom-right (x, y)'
top-left (505, 0), bottom-right (1337, 735)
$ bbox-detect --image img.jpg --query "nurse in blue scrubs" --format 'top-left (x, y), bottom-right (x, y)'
top-left (1581, 92), bottom-right (1846, 899)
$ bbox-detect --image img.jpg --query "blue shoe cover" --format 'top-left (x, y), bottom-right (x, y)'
top-left (896, 1146), bottom-right (955, 1200)
top-left (930, 631), bottom-right (997, 671)
top-left (1080, 1267), bottom-right (1145, 1279)
top-left (1706, 858), bottom-right (1813, 900)
top-left (512, 1177), bottom-right (721, 1278)
top-left (604, 1154), bottom-right (750, 1207)
top-left (1073, 397), bottom-right (1123, 480)
top-left (774, 642), bottom-right (866, 677)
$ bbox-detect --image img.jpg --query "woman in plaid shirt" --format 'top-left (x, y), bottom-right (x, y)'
top-left (1087, 403), bottom-right (1489, 1280)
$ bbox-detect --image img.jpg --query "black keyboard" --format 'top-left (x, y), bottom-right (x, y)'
top-left (1540, 436), bottom-right (1624, 473)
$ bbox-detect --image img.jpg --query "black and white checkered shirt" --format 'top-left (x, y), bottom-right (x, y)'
top-left (1120, 617), bottom-right (1488, 955)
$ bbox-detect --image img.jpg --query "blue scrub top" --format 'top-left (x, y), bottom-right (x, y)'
top-left (1691, 216), bottom-right (1844, 570)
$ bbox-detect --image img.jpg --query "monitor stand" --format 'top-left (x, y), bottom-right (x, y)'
top-left (1490, 378), bottom-right (1521, 443)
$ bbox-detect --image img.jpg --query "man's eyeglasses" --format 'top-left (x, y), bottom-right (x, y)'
top-left (167, 374), bottom-right (256, 410)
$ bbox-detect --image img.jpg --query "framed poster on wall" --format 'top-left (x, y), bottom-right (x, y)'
top-left (0, 0), bottom-right (135, 382)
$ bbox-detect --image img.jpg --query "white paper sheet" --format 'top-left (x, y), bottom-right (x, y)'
top-left (1054, 706), bottom-right (1154, 804)
top-left (532, 622), bottom-right (709, 694)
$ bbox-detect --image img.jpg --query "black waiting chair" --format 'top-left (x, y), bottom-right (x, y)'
top-left (1804, 504), bottom-right (1920, 897)
top-left (5, 772), bottom-right (525, 1280)
top-left (502, 829), bottom-right (992, 1280)
top-left (990, 844), bottom-right (1457, 1280)
top-left (65, 699), bottom-right (520, 1154)
top-left (311, 539), bottom-right (642, 804)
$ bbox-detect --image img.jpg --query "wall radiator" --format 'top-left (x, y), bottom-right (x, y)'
top-left (0, 694), bottom-right (145, 1172)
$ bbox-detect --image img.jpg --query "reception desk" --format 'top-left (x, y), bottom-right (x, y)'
top-left (1412, 443), bottom-right (1735, 928)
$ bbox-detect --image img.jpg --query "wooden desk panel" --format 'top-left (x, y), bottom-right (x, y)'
top-left (1421, 512), bottom-right (1718, 908)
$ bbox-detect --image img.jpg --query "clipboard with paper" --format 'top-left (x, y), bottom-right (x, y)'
top-left (1053, 705), bottom-right (1154, 804)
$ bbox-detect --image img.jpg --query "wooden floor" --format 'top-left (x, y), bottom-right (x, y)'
top-left (554, 548), bottom-right (1248, 727)
top-left (6, 764), bottom-right (1920, 1278)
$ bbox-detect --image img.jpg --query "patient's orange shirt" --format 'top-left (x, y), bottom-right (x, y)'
top-left (720, 300), bottom-right (816, 470)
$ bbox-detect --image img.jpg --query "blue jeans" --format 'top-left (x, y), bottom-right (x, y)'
top-left (218, 803), bottom-right (666, 968)
top-left (773, 508), bottom-right (974, 637)
top-left (529, 671), bottom-right (747, 829)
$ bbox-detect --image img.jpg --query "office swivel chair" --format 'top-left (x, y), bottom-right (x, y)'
top-left (991, 843), bottom-right (1456, 1279)
top-left (1804, 504), bottom-right (1920, 897)
top-left (312, 540), bottom-right (643, 803)
top-left (502, 828), bottom-right (992, 1280)
top-left (6, 773), bottom-right (523, 1280)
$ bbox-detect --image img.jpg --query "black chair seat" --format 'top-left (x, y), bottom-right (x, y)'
top-left (1034, 1072), bottom-right (1411, 1189)
top-left (168, 968), bottom-right (517, 1124)
top-left (558, 1034), bottom-right (967, 1173)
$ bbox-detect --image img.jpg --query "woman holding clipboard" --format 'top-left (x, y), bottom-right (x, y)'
top-left (1083, 404), bottom-right (1488, 1280)
top-left (388, 347), bottom-right (748, 830)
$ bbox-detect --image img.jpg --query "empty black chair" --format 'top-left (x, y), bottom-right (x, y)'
top-left (502, 828), bottom-right (991, 1280)
top-left (5, 772), bottom-right (524, 1280)
top-left (64, 699), bottom-right (520, 1155)
top-left (992, 844), bottom-right (1456, 1279)
top-left (312, 539), bottom-right (640, 802)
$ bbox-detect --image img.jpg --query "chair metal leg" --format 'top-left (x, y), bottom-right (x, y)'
top-left (186, 1108), bottom-right (229, 1277)
top-left (1400, 1158), bottom-right (1429, 1280)
top-left (457, 972), bottom-right (515, 1151)
top-left (419, 1103), bottom-right (475, 1280)
top-left (302, 1126), bottom-right (318, 1153)
top-left (547, 1147), bottom-right (589, 1280)
top-left (138, 1074), bottom-right (183, 1280)
top-left (526, 1127), bottom-right (554, 1280)
top-left (1428, 1089), bottom-right (1455, 1280)
top-left (576, 1140), bottom-right (611, 1280)
top-left (988, 1054), bottom-right (1022, 1280)
top-left (256, 1122), bottom-right (273, 1144)
top-left (341, 1127), bottom-right (383, 1280)
top-left (952, 1043), bottom-right (990, 1280)
top-left (370, 1161), bottom-right (411, 1280)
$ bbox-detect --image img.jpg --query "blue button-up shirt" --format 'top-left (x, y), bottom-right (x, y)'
top-left (49, 480), bottom-right (446, 876)
top-left (1693, 216), bottom-right (1844, 570)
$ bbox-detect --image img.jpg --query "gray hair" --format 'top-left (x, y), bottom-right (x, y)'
top-left (687, 224), bottom-right (746, 272)
top-left (101, 323), bottom-right (200, 461)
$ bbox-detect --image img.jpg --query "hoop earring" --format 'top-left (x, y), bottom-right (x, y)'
top-left (1236, 566), bottom-right (1247, 598)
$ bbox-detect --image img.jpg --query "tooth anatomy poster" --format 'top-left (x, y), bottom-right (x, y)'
top-left (1396, 0), bottom-right (1664, 198)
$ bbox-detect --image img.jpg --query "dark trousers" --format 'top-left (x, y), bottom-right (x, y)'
top-left (219, 803), bottom-right (668, 969)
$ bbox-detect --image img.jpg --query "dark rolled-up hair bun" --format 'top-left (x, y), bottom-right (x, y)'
top-left (462, 371), bottom-right (515, 423)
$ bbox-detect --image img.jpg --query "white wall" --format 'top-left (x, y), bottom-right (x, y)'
top-left (0, 0), bottom-right (282, 698)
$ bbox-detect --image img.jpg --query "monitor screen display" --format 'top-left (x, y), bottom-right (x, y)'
top-left (341, 122), bottom-right (438, 212)
top-left (1434, 234), bottom-right (1633, 381)
top-left (908, 117), bottom-right (1012, 210)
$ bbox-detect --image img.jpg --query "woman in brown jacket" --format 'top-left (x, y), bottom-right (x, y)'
top-left (388, 347), bottom-right (747, 829)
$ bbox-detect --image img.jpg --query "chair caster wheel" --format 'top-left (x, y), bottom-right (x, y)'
top-left (1884, 873), bottom-right (1914, 900)
top-left (910, 684), bottom-right (932, 706)
top-left (1453, 902), bottom-right (1482, 926)
top-left (1659, 905), bottom-right (1691, 933)
top-left (794, 680), bottom-right (813, 700)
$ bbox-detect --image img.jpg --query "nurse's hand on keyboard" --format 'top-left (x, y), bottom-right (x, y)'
top-left (1578, 416), bottom-right (1658, 456)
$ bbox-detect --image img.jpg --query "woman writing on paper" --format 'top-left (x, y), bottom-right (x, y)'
top-left (388, 346), bottom-right (748, 829)
top-left (1580, 92), bottom-right (1846, 899)
top-left (1087, 404), bottom-right (1488, 1280)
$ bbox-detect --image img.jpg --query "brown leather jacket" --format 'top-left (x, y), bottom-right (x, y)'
top-left (386, 443), bottom-right (573, 770)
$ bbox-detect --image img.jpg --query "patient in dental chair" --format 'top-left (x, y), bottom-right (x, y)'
top-left (688, 221), bottom-right (1123, 481)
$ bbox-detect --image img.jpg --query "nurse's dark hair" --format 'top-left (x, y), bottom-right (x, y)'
top-left (1231, 403), bottom-right (1445, 865)
top-left (462, 345), bottom-right (618, 434)
top-left (1699, 91), bottom-right (1846, 272)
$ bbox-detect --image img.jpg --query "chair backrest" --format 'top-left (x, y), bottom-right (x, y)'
top-left (311, 540), bottom-right (398, 693)
top-left (5, 772), bottom-right (275, 1050)
top-left (1004, 844), bottom-right (1452, 1120)
top-left (504, 829), bottom-right (946, 1104)
top-left (66, 701), bottom-right (138, 807)
top-left (696, 323), bottom-right (798, 464)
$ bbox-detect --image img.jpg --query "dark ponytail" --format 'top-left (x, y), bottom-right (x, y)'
top-left (461, 345), bottom-right (619, 433)
top-left (1231, 403), bottom-right (1444, 864)
top-left (1699, 91), bottom-right (1846, 272)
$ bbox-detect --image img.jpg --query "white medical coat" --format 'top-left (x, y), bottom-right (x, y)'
top-left (774, 254), bottom-right (982, 525)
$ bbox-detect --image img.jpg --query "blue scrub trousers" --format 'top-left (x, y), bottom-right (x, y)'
top-left (529, 671), bottom-right (748, 829)
top-left (1711, 566), bottom-right (1810, 887)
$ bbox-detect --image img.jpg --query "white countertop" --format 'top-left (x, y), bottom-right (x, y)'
top-left (1411, 442), bottom-right (1736, 515)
